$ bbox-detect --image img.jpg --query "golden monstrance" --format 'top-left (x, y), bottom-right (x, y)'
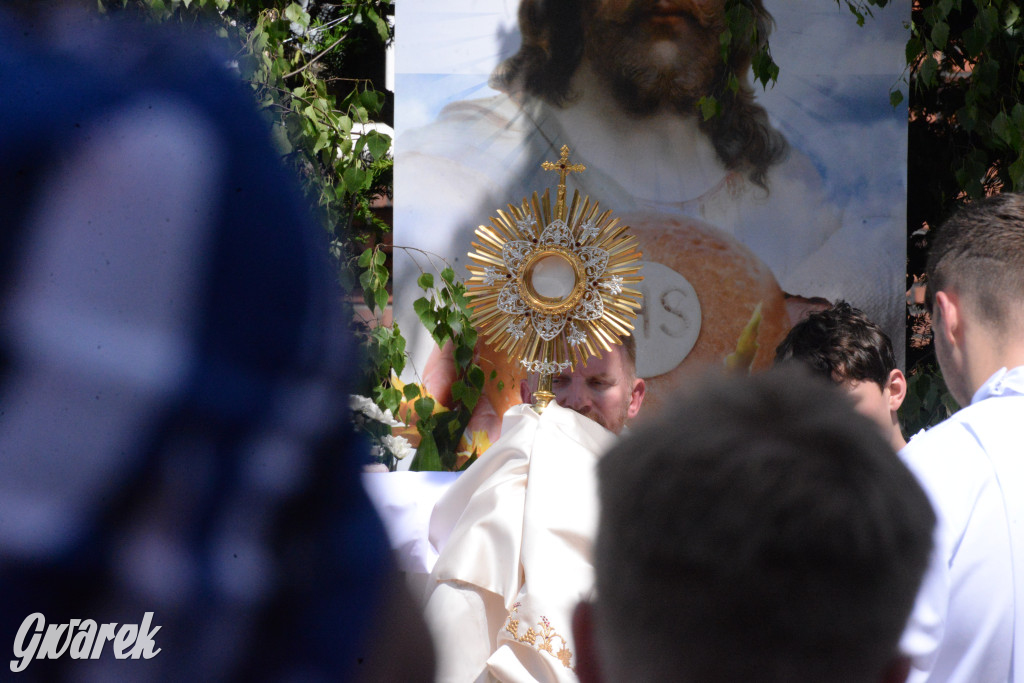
top-left (465, 145), bottom-right (644, 411)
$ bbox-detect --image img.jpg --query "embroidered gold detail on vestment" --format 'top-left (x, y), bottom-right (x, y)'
top-left (502, 602), bottom-right (575, 670)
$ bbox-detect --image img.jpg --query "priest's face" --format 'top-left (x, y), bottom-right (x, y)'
top-left (584, 0), bottom-right (727, 114)
top-left (551, 346), bottom-right (645, 433)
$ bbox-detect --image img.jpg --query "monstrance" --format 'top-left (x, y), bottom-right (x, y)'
top-left (465, 145), bottom-right (644, 411)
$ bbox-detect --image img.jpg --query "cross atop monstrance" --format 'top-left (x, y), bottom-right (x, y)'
top-left (541, 145), bottom-right (585, 220)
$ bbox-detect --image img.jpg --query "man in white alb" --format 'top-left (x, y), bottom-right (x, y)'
top-left (424, 336), bottom-right (645, 682)
top-left (900, 193), bottom-right (1024, 682)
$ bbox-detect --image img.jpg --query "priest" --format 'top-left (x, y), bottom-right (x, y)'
top-left (424, 335), bottom-right (645, 682)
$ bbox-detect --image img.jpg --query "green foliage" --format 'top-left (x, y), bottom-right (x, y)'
top-left (703, 1), bottom-right (781, 115)
top-left (99, 0), bottom-right (485, 472)
top-left (906, 0), bottom-right (1024, 212)
top-left (712, 1), bottom-right (891, 114)
top-left (407, 261), bottom-right (487, 471)
top-left (724, 1), bottom-right (778, 89)
top-left (900, 1), bottom-right (1024, 416)
top-left (99, 0), bottom-right (394, 292)
top-left (697, 95), bottom-right (723, 121)
top-left (836, 0), bottom-right (890, 27)
top-left (358, 245), bottom-right (391, 314)
top-left (900, 363), bottom-right (960, 437)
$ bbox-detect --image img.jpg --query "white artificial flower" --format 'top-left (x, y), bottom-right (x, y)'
top-left (349, 395), bottom-right (405, 427)
top-left (381, 434), bottom-right (413, 460)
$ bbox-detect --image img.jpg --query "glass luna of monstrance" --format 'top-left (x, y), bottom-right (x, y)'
top-left (465, 145), bottom-right (644, 412)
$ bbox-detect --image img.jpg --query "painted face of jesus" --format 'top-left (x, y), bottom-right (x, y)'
top-left (584, 0), bottom-right (728, 114)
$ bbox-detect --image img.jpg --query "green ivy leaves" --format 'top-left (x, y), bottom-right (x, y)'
top-left (103, 0), bottom-right (395, 246)
top-left (700, 1), bottom-right (780, 120)
top-left (283, 2), bottom-right (310, 29)
top-left (355, 245), bottom-right (407, 427)
top-left (907, 0), bottom-right (1024, 197)
top-left (358, 247), bottom-right (390, 315)
top-left (899, 365), bottom-right (959, 437)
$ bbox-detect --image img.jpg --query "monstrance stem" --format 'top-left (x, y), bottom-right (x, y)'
top-left (532, 370), bottom-right (555, 413)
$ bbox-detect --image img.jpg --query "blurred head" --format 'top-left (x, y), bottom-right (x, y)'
top-left (927, 193), bottom-right (1024, 404)
top-left (520, 335), bottom-right (645, 433)
top-left (576, 368), bottom-right (935, 683)
top-left (0, 11), bottom-right (432, 679)
top-left (774, 302), bottom-right (906, 450)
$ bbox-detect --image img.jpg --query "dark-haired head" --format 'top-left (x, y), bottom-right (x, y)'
top-left (926, 193), bottom-right (1024, 337)
top-left (774, 301), bottom-right (896, 389)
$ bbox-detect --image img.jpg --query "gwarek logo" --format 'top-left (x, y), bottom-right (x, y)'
top-left (11, 612), bottom-right (161, 673)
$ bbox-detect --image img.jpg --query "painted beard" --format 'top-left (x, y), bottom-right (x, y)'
top-left (584, 0), bottom-right (725, 116)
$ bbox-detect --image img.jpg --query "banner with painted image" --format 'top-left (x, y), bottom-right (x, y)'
top-left (393, 0), bottom-right (908, 422)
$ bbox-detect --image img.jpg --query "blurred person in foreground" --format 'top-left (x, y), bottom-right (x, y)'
top-left (573, 368), bottom-right (935, 683)
top-left (0, 4), bottom-right (431, 680)
top-left (774, 301), bottom-right (908, 452)
top-left (898, 193), bottom-right (1024, 682)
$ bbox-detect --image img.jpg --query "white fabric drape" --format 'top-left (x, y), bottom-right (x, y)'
top-left (425, 402), bottom-right (614, 682)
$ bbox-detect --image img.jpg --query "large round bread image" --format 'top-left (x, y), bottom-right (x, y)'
top-left (624, 211), bottom-right (790, 418)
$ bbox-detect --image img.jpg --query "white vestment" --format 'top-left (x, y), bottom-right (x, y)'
top-left (361, 471), bottom-right (461, 574)
top-left (424, 402), bottom-right (614, 682)
top-left (900, 366), bottom-right (1024, 682)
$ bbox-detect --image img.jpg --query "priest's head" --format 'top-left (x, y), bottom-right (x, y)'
top-left (519, 334), bottom-right (645, 434)
top-left (573, 368), bottom-right (935, 683)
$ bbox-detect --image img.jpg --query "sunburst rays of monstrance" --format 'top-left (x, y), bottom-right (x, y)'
top-left (465, 145), bottom-right (644, 412)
